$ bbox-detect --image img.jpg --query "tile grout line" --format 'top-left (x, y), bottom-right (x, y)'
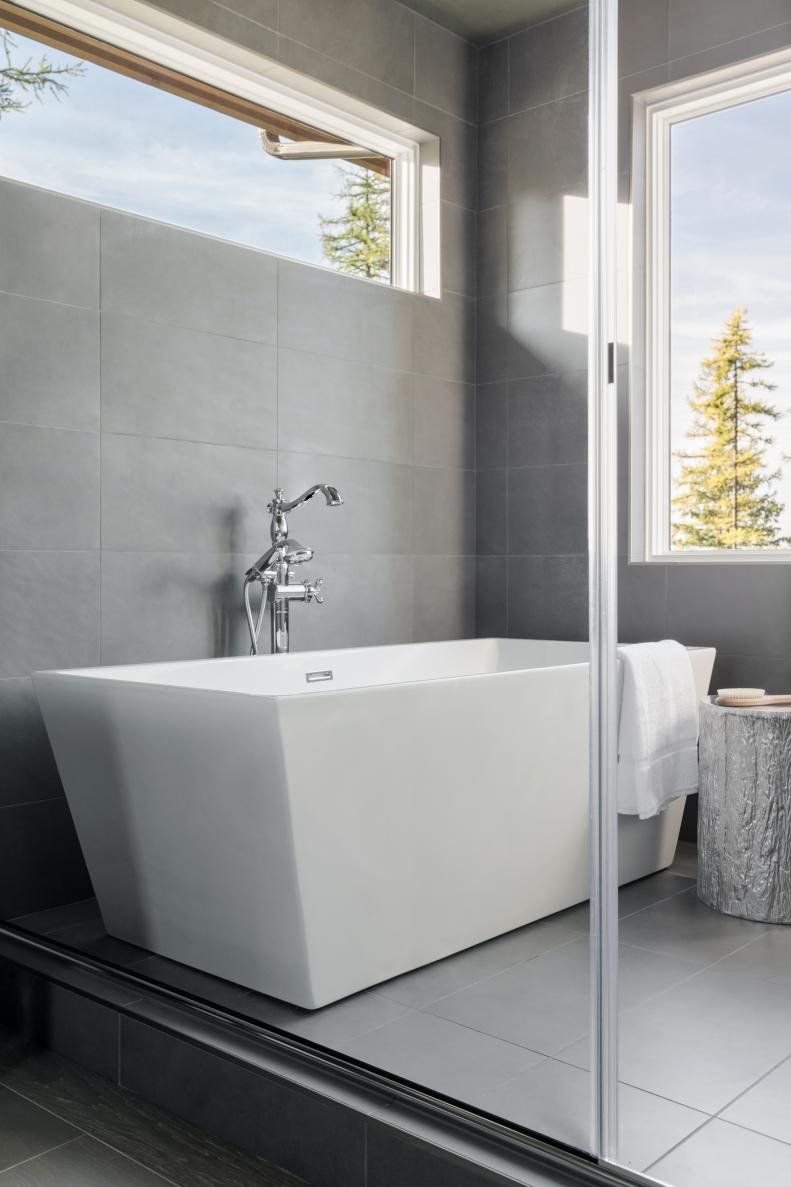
top-left (0, 1136), bottom-right (84, 1179)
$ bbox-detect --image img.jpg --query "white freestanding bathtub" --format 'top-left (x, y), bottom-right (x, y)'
top-left (34, 638), bottom-right (715, 1009)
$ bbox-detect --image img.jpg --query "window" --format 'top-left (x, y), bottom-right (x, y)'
top-left (630, 48), bottom-right (791, 561)
top-left (0, 0), bottom-right (437, 291)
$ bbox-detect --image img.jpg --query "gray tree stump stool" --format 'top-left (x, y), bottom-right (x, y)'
top-left (698, 698), bottom-right (791, 923)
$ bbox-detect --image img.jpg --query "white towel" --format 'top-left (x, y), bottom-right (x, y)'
top-left (617, 640), bottom-right (700, 819)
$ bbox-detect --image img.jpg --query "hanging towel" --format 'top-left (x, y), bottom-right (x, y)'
top-left (617, 640), bottom-right (700, 819)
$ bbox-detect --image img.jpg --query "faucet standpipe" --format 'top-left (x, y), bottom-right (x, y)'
top-left (244, 487), bottom-right (342, 655)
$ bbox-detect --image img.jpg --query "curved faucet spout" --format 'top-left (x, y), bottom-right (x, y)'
top-left (275, 484), bottom-right (343, 513)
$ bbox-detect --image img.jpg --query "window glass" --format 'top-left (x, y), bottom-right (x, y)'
top-left (0, 27), bottom-right (392, 281)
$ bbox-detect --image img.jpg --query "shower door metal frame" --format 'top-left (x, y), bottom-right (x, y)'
top-left (588, 0), bottom-right (620, 1164)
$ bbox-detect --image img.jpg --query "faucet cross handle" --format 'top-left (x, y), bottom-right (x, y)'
top-left (305, 577), bottom-right (324, 605)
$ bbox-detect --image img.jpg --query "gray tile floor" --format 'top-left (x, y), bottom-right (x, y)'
top-left (13, 842), bottom-right (791, 1185)
top-left (0, 1029), bottom-right (303, 1185)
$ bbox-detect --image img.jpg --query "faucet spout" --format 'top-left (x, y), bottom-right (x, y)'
top-left (274, 484), bottom-right (343, 513)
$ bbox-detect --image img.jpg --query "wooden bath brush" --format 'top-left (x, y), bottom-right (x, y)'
top-left (716, 688), bottom-right (791, 708)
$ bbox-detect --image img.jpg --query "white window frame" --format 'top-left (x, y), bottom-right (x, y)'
top-left (11, 0), bottom-right (440, 295)
top-left (630, 46), bottom-right (791, 562)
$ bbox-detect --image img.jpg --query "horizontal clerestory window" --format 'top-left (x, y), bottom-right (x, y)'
top-left (0, 0), bottom-right (437, 291)
top-left (629, 48), bottom-right (791, 562)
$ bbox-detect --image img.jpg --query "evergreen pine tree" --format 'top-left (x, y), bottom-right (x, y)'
top-left (1, 28), bottom-right (84, 117)
top-left (319, 164), bottom-right (390, 281)
top-left (672, 308), bottom-right (785, 549)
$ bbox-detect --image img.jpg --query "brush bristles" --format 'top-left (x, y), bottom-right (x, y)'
top-left (717, 687), bottom-right (765, 700)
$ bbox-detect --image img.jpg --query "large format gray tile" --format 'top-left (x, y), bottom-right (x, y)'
top-left (413, 376), bottom-right (474, 470)
top-left (618, 557), bottom-right (669, 643)
top-left (277, 451), bottom-right (413, 556)
top-left (721, 1055), bottom-right (791, 1145)
top-left (276, 35), bottom-right (414, 123)
top-left (413, 466), bottom-right (474, 556)
top-left (414, 15), bottom-right (476, 124)
top-left (153, 0), bottom-right (278, 57)
top-left (101, 433), bottom-right (276, 553)
top-left (0, 293), bottom-right (99, 431)
top-left (100, 209), bottom-right (277, 342)
top-left (667, 563), bottom-right (791, 657)
top-left (428, 938), bottom-right (698, 1057)
top-left (0, 1135), bottom-right (172, 1186)
top-left (479, 39), bottom-right (509, 125)
top-left (509, 7), bottom-right (588, 114)
top-left (412, 555), bottom-right (475, 642)
top-left (508, 371), bottom-right (587, 467)
top-left (476, 381), bottom-right (508, 471)
top-left (615, 966), bottom-right (791, 1112)
top-left (668, 20), bottom-right (791, 82)
top-left (508, 554), bottom-right (588, 641)
top-left (476, 293), bottom-right (509, 383)
top-left (619, 888), bottom-right (770, 966)
top-left (101, 315), bottom-right (277, 449)
top-left (413, 291), bottom-right (475, 384)
top-left (0, 424), bottom-right (99, 550)
top-left (0, 678), bottom-right (62, 807)
top-left (509, 190), bottom-right (588, 293)
top-left (441, 201), bottom-right (476, 298)
top-left (0, 179), bottom-right (99, 308)
top-left (283, 990), bottom-right (409, 1047)
top-left (477, 118), bottom-right (508, 212)
top-left (476, 470), bottom-right (507, 557)
top-left (508, 280), bottom-right (588, 378)
top-left (285, 553), bottom-right (414, 652)
top-left (278, 260), bottom-right (413, 373)
top-left (508, 92), bottom-right (588, 203)
top-left (477, 206), bottom-right (508, 299)
top-left (0, 551), bottom-right (99, 677)
top-left (0, 1083), bottom-right (78, 1173)
top-left (508, 463), bottom-right (587, 555)
top-left (475, 557), bottom-right (508, 637)
top-left (619, 0), bottom-right (669, 76)
top-left (100, 550), bottom-right (249, 664)
top-left (650, 1118), bottom-right (791, 1187)
top-left (668, 0), bottom-right (791, 62)
top-left (481, 1058), bottom-right (706, 1170)
top-left (340, 1010), bottom-right (543, 1108)
top-left (0, 798), bottom-right (91, 920)
top-left (278, 0), bottom-right (414, 94)
top-left (714, 928), bottom-right (791, 988)
top-left (11, 898), bottom-right (100, 936)
top-left (278, 348), bottom-right (413, 465)
top-left (555, 871), bottom-right (696, 932)
top-left (376, 917), bottom-right (582, 1009)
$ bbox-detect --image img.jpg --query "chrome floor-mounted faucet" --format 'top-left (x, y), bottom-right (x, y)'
top-left (243, 485), bottom-right (343, 655)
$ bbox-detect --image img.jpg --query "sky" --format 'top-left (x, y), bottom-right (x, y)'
top-left (0, 29), bottom-right (361, 267)
top-left (670, 87), bottom-right (791, 542)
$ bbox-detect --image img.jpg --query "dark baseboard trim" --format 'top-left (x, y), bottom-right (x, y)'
top-left (0, 924), bottom-right (650, 1187)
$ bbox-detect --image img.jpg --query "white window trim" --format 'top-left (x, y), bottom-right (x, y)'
top-left (13, 0), bottom-right (440, 295)
top-left (630, 46), bottom-right (791, 563)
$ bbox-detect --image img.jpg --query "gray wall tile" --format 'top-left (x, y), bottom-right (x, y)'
top-left (508, 370), bottom-right (587, 467)
top-left (101, 314), bottom-right (277, 449)
top-left (476, 469), bottom-right (508, 556)
top-left (508, 463), bottom-right (587, 555)
top-left (508, 554), bottom-right (588, 641)
top-left (100, 210), bottom-right (277, 342)
top-left (0, 552), bottom-right (100, 677)
top-left (414, 101), bottom-right (477, 210)
top-left (414, 375), bottom-right (474, 469)
top-left (475, 556), bottom-right (508, 637)
top-left (278, 260), bottom-right (413, 371)
top-left (101, 551), bottom-right (249, 665)
top-left (413, 555), bottom-right (475, 641)
top-left (441, 201), bottom-right (477, 297)
top-left (477, 118), bottom-right (508, 212)
top-left (0, 679), bottom-right (62, 807)
top-left (667, 564), bottom-right (791, 657)
top-left (101, 433), bottom-right (276, 553)
top-left (0, 179), bottom-right (99, 308)
top-left (619, 557), bottom-right (669, 643)
top-left (277, 451), bottom-right (414, 555)
top-left (508, 189), bottom-right (588, 292)
top-left (477, 293), bottom-right (509, 382)
top-left (509, 7), bottom-right (588, 114)
top-left (508, 280), bottom-right (588, 378)
top-left (479, 39), bottom-right (508, 124)
top-left (620, 0), bottom-right (670, 76)
top-left (149, 0), bottom-right (278, 55)
top-left (279, 348), bottom-right (413, 465)
top-left (0, 424), bottom-right (99, 550)
top-left (669, 0), bottom-right (791, 61)
top-left (413, 466), bottom-right (475, 555)
top-left (668, 21), bottom-right (791, 80)
top-left (276, 34), bottom-right (415, 122)
top-left (288, 554), bottom-right (414, 651)
top-left (413, 291), bottom-right (475, 384)
top-left (477, 205), bottom-right (508, 298)
top-left (415, 15), bottom-right (477, 123)
top-left (279, 0), bottom-right (415, 94)
top-left (508, 92), bottom-right (588, 202)
top-left (0, 294), bottom-right (99, 431)
top-left (0, 799), bottom-right (91, 919)
top-left (476, 381), bottom-right (508, 470)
